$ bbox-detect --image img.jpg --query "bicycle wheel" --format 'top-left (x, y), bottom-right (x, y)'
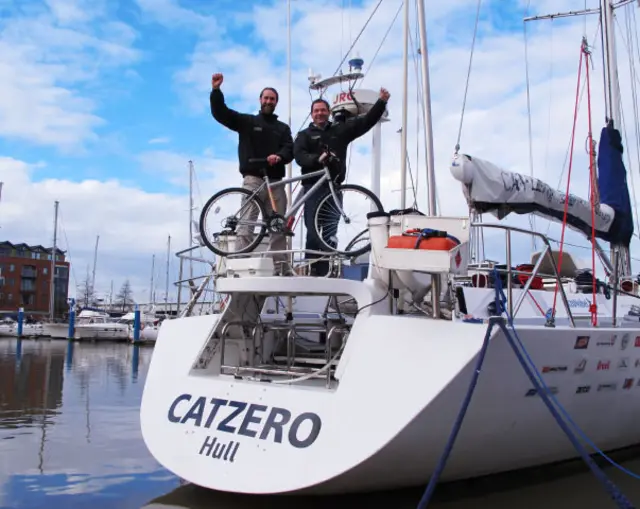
top-left (312, 184), bottom-right (384, 257)
top-left (199, 187), bottom-right (268, 257)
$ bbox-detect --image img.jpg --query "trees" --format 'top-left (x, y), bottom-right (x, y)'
top-left (114, 280), bottom-right (135, 312)
top-left (76, 277), bottom-right (95, 308)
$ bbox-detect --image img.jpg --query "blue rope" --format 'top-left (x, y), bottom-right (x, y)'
top-left (416, 269), bottom-right (636, 509)
top-left (415, 317), bottom-right (498, 508)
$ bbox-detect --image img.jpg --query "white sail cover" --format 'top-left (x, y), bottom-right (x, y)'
top-left (450, 153), bottom-right (615, 238)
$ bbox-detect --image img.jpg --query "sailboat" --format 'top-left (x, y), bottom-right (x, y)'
top-left (140, 0), bottom-right (640, 496)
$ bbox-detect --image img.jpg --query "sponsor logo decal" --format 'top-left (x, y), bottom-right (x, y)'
top-left (542, 365), bottom-right (567, 373)
top-left (597, 383), bottom-right (617, 392)
top-left (574, 359), bottom-right (587, 374)
top-left (596, 335), bottom-right (616, 347)
top-left (618, 358), bottom-right (630, 370)
top-left (576, 385), bottom-right (590, 394)
top-left (525, 386), bottom-right (558, 397)
top-left (621, 333), bottom-right (630, 350)
top-left (574, 336), bottom-right (590, 349)
top-left (623, 378), bottom-right (634, 390)
top-left (567, 298), bottom-right (590, 308)
top-left (167, 393), bottom-right (323, 462)
top-left (597, 360), bottom-right (611, 371)
top-left (635, 336), bottom-right (640, 347)
top-left (635, 359), bottom-right (640, 368)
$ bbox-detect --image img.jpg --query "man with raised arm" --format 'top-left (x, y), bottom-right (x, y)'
top-left (210, 72), bottom-right (294, 275)
top-left (293, 87), bottom-right (390, 276)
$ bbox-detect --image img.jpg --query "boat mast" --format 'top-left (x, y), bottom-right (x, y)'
top-left (399, 0), bottom-right (409, 209)
top-left (149, 254), bottom-right (155, 305)
top-left (49, 200), bottom-right (59, 320)
top-left (601, 0), bottom-right (632, 276)
top-left (416, 0), bottom-right (437, 216)
top-left (91, 235), bottom-right (99, 294)
top-left (188, 160), bottom-right (194, 280)
top-left (165, 234), bottom-right (171, 311)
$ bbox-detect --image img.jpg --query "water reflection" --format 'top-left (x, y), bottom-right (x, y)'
top-left (0, 338), bottom-right (178, 509)
top-left (1, 338), bottom-right (639, 509)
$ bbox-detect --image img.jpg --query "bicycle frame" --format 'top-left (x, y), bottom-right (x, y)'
top-left (246, 167), bottom-right (348, 223)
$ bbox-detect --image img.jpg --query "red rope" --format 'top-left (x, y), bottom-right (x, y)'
top-left (551, 47), bottom-right (584, 318)
top-left (584, 44), bottom-right (598, 326)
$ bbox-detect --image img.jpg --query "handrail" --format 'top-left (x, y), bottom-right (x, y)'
top-left (470, 222), bottom-right (575, 327)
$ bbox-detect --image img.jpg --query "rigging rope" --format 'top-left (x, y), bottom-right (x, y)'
top-left (583, 39), bottom-right (599, 326)
top-left (523, 2), bottom-right (537, 243)
top-left (550, 43), bottom-right (584, 322)
top-left (550, 40), bottom-right (599, 326)
top-left (454, 0), bottom-right (482, 153)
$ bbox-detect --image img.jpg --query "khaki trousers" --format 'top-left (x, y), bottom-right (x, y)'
top-left (235, 175), bottom-right (288, 273)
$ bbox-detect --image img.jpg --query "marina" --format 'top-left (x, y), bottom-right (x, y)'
top-left (1, 338), bottom-right (639, 509)
top-left (2, 0), bottom-right (640, 507)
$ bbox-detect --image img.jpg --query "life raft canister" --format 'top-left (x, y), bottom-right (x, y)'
top-left (515, 263), bottom-right (544, 290)
top-left (387, 228), bottom-right (461, 250)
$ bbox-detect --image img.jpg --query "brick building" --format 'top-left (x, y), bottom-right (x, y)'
top-left (0, 241), bottom-right (70, 318)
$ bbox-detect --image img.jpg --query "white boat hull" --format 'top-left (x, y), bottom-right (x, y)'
top-left (140, 291), bottom-right (640, 495)
top-left (43, 323), bottom-right (72, 339)
top-left (75, 325), bottom-right (129, 341)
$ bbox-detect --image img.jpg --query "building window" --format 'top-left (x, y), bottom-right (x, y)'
top-left (43, 268), bottom-right (48, 275)
top-left (9, 264), bottom-right (14, 272)
top-left (8, 293), bottom-right (12, 301)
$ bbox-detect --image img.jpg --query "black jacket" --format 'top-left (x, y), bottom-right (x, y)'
top-left (210, 89), bottom-right (294, 179)
top-left (293, 98), bottom-right (387, 186)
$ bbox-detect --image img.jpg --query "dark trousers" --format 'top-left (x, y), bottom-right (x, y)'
top-left (303, 183), bottom-right (342, 276)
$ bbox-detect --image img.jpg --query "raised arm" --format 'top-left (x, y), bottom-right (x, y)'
top-left (343, 87), bottom-right (390, 142)
top-left (209, 73), bottom-right (249, 132)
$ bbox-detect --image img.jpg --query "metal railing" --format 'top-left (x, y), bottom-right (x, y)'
top-left (219, 321), bottom-right (350, 387)
top-left (469, 223), bottom-right (576, 327)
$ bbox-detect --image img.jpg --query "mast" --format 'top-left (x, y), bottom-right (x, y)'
top-left (165, 234), bottom-right (171, 309)
top-left (49, 200), bottom-right (59, 320)
top-left (188, 160), bottom-right (194, 280)
top-left (600, 0), bottom-right (632, 276)
top-left (416, 0), bottom-right (437, 216)
top-left (601, 0), bottom-right (621, 126)
top-left (149, 254), bottom-right (155, 305)
top-left (91, 235), bottom-right (99, 293)
top-left (399, 0), bottom-right (409, 209)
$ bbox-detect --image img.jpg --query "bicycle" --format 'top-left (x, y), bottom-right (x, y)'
top-left (198, 149), bottom-right (384, 258)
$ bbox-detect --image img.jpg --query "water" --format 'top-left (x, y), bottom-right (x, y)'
top-left (1, 339), bottom-right (639, 509)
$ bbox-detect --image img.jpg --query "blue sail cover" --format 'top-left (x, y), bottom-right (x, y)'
top-left (597, 124), bottom-right (634, 246)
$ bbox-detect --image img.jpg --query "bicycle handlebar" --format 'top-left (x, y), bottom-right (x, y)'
top-left (247, 145), bottom-right (340, 167)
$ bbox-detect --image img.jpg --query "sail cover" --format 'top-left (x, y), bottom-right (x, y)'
top-left (450, 153), bottom-right (623, 243)
top-left (597, 123), bottom-right (634, 246)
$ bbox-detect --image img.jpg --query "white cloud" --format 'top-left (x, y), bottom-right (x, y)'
top-left (43, 0), bottom-right (107, 24)
top-left (0, 3), bottom-right (141, 152)
top-left (148, 137), bottom-right (170, 145)
top-left (0, 156), bottom-right (194, 303)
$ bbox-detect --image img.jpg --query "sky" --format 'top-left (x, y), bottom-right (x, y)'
top-left (1, 0), bottom-right (640, 304)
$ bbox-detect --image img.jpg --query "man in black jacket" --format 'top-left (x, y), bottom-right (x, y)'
top-left (294, 87), bottom-right (389, 276)
top-left (210, 72), bottom-right (294, 274)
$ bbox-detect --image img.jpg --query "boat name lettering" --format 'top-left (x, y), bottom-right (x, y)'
top-left (167, 393), bottom-right (322, 449)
